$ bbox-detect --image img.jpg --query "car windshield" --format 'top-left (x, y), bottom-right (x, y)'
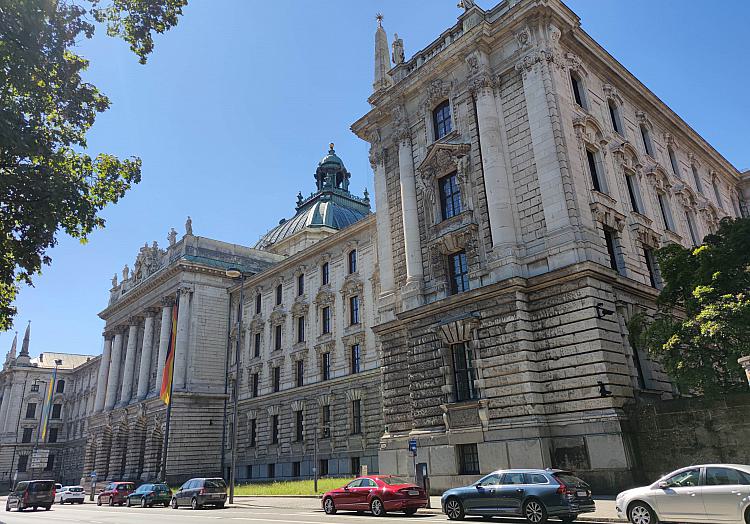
top-left (380, 477), bottom-right (411, 485)
top-left (554, 473), bottom-right (588, 488)
top-left (137, 484), bottom-right (153, 493)
top-left (153, 484), bottom-right (169, 492)
top-left (69, 487), bottom-right (84, 492)
top-left (204, 479), bottom-right (226, 489)
top-left (15, 482), bottom-right (28, 492)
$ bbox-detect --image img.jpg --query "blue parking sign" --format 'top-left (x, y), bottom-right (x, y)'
top-left (408, 438), bottom-right (417, 454)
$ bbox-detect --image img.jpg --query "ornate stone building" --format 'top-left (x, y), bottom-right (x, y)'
top-left (352, 0), bottom-right (748, 492)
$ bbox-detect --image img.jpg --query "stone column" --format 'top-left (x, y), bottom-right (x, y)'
top-left (119, 320), bottom-right (140, 405)
top-left (104, 330), bottom-right (125, 410)
top-left (173, 287), bottom-right (192, 391)
top-left (471, 72), bottom-right (516, 250)
top-left (155, 298), bottom-right (174, 395)
top-left (136, 309), bottom-right (157, 400)
top-left (397, 131), bottom-right (424, 307)
top-left (94, 335), bottom-right (113, 412)
top-left (371, 147), bottom-right (396, 306)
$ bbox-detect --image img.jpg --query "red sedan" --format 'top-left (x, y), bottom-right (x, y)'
top-left (322, 475), bottom-right (428, 517)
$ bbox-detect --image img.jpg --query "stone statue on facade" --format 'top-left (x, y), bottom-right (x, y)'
top-left (111, 274), bottom-right (118, 288)
top-left (458, 0), bottom-right (476, 10)
top-left (185, 216), bottom-right (193, 236)
top-left (168, 228), bottom-right (177, 246)
top-left (122, 264), bottom-right (129, 281)
top-left (392, 33), bottom-right (404, 65)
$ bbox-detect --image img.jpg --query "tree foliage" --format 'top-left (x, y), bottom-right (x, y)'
top-left (642, 217), bottom-right (750, 397)
top-left (0, 0), bottom-right (186, 330)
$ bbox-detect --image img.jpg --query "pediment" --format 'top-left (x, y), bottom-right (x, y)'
top-left (416, 142), bottom-right (471, 178)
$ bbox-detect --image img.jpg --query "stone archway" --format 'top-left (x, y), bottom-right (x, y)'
top-left (107, 421), bottom-right (129, 480)
top-left (142, 422), bottom-right (163, 482)
top-left (94, 426), bottom-right (112, 480)
top-left (125, 416), bottom-right (147, 480)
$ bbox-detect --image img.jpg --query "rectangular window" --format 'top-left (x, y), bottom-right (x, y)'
top-left (274, 324), bottom-right (282, 351)
top-left (570, 73), bottom-right (585, 109)
top-left (686, 211), bottom-right (700, 246)
top-left (322, 405), bottom-right (331, 439)
top-left (55, 380), bottom-right (65, 394)
top-left (657, 193), bottom-right (675, 232)
top-left (603, 229), bottom-right (621, 273)
top-left (712, 179), bottom-right (723, 209)
top-left (249, 419), bottom-right (256, 447)
top-left (275, 284), bottom-right (282, 305)
top-left (251, 373), bottom-right (259, 398)
top-left (439, 173), bottom-right (463, 220)
top-left (319, 458), bottom-right (329, 477)
top-left (351, 457), bottom-right (360, 476)
top-left (321, 352), bottom-right (331, 381)
top-left (668, 147), bottom-right (680, 177)
top-left (452, 343), bottom-right (478, 402)
top-left (268, 463), bottom-right (275, 479)
top-left (644, 248), bottom-right (662, 289)
top-left (292, 461), bottom-right (301, 478)
top-left (321, 262), bottom-right (329, 285)
top-left (51, 403), bottom-right (62, 419)
top-left (691, 165), bottom-right (704, 193)
top-left (433, 100), bottom-right (452, 139)
top-left (22, 428), bottom-right (32, 443)
top-left (586, 149), bottom-right (602, 192)
top-left (640, 125), bottom-right (654, 157)
top-left (48, 427), bottom-right (58, 443)
top-left (322, 306), bottom-right (331, 334)
top-left (608, 101), bottom-right (622, 135)
top-left (255, 294), bottom-right (261, 315)
top-left (351, 399), bottom-right (362, 435)
top-left (295, 410), bottom-right (304, 442)
top-left (272, 366), bottom-right (281, 393)
top-left (349, 295), bottom-right (360, 325)
top-left (254, 333), bottom-right (261, 358)
top-left (247, 465), bottom-right (253, 479)
top-left (25, 403), bottom-right (36, 419)
top-left (448, 251), bottom-right (470, 294)
top-left (297, 273), bottom-right (304, 296)
top-left (350, 344), bottom-right (361, 374)
top-left (457, 443), bottom-right (480, 475)
top-left (296, 359), bottom-right (304, 388)
top-left (271, 414), bottom-right (279, 444)
top-left (348, 250), bottom-right (357, 274)
top-left (297, 316), bottom-right (305, 343)
top-left (44, 454), bottom-right (55, 472)
top-left (625, 173), bottom-right (642, 214)
top-left (18, 455), bottom-right (28, 473)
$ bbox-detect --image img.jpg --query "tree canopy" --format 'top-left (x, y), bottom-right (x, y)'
top-left (0, 0), bottom-right (186, 330)
top-left (642, 217), bottom-right (750, 397)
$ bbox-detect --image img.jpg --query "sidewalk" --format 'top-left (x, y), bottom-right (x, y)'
top-left (231, 495), bottom-right (625, 522)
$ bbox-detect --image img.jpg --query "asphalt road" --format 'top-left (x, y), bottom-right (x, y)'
top-left (0, 500), bottom-right (621, 524)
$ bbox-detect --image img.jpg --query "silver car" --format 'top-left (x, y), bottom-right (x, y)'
top-left (616, 464), bottom-right (750, 524)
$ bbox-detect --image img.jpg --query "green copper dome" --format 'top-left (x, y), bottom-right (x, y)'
top-left (318, 143), bottom-right (345, 168)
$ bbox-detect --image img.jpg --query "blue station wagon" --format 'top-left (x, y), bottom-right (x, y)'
top-left (441, 469), bottom-right (595, 523)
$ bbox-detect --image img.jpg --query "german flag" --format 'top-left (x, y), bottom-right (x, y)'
top-left (159, 300), bottom-right (179, 405)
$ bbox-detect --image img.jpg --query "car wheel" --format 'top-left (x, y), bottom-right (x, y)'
top-left (171, 498), bottom-right (178, 509)
top-left (5, 501), bottom-right (9, 512)
top-left (323, 497), bottom-right (336, 515)
top-left (628, 502), bottom-right (658, 524)
top-left (191, 497), bottom-right (201, 510)
top-left (109, 497), bottom-right (115, 507)
top-left (404, 508), bottom-right (417, 516)
top-left (445, 497), bottom-right (465, 521)
top-left (32, 506), bottom-right (38, 511)
top-left (126, 498), bottom-right (132, 507)
top-left (45, 506), bottom-right (51, 511)
top-left (370, 497), bottom-right (386, 517)
top-left (523, 498), bottom-right (548, 524)
top-left (141, 498), bottom-right (147, 508)
top-left (745, 507), bottom-right (750, 524)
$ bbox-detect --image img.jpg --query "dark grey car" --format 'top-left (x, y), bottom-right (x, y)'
top-left (441, 469), bottom-right (595, 523)
top-left (170, 477), bottom-right (227, 510)
top-left (5, 480), bottom-right (55, 512)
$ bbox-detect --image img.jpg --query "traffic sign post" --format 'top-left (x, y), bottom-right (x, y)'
top-left (408, 439), bottom-right (417, 487)
top-left (89, 471), bottom-right (97, 501)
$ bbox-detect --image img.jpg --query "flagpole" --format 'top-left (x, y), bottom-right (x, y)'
top-left (161, 289), bottom-right (179, 482)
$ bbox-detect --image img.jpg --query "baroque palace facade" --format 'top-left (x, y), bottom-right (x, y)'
top-left (1, 0), bottom-right (749, 491)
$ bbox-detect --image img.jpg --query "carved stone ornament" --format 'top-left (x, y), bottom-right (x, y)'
top-left (416, 142), bottom-right (472, 228)
top-left (420, 79), bottom-right (452, 114)
top-left (314, 288), bottom-right (335, 307)
top-left (340, 274), bottom-right (364, 297)
top-left (573, 115), bottom-right (607, 150)
top-left (590, 199), bottom-right (626, 232)
top-left (514, 49), bottom-right (554, 74)
top-left (437, 312), bottom-right (480, 344)
top-left (515, 26), bottom-right (532, 49)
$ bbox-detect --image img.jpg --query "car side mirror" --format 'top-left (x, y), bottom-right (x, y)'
top-left (658, 481), bottom-right (669, 489)
top-left (344, 486), bottom-right (349, 491)
top-left (475, 484), bottom-right (483, 490)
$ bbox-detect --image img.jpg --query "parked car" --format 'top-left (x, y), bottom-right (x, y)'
top-left (440, 469), bottom-right (595, 523)
top-left (5, 480), bottom-right (56, 512)
top-left (322, 475), bottom-right (428, 517)
top-left (170, 478), bottom-right (227, 509)
top-left (126, 483), bottom-right (172, 508)
top-left (96, 481), bottom-right (135, 506)
top-left (616, 464), bottom-right (750, 524)
top-left (55, 485), bottom-right (86, 504)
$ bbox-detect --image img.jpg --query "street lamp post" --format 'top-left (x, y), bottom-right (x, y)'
top-left (226, 268), bottom-right (245, 505)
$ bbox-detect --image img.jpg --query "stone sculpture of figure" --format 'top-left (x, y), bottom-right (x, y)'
top-left (458, 0), bottom-right (476, 10)
top-left (111, 273), bottom-right (118, 288)
top-left (152, 240), bottom-right (159, 251)
top-left (122, 264), bottom-right (129, 281)
top-left (392, 33), bottom-right (404, 65)
top-left (168, 228), bottom-right (177, 246)
top-left (185, 216), bottom-right (193, 236)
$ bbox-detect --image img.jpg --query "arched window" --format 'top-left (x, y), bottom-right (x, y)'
top-left (639, 124), bottom-right (653, 157)
top-left (608, 100), bottom-right (623, 135)
top-left (586, 148), bottom-right (607, 193)
top-left (711, 178), bottom-right (723, 208)
top-left (668, 146), bottom-right (680, 177)
top-left (347, 250), bottom-right (357, 274)
top-left (570, 72), bottom-right (587, 110)
top-left (55, 379), bottom-right (65, 394)
top-left (433, 101), bottom-right (452, 140)
top-left (275, 284), bottom-right (282, 305)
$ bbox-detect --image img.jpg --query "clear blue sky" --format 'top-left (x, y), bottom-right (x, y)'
top-left (2, 0), bottom-right (748, 357)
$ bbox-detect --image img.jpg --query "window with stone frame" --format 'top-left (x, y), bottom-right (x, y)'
top-left (643, 248), bottom-right (662, 289)
top-left (51, 403), bottom-right (62, 419)
top-left (321, 262), bottom-right (330, 285)
top-left (349, 295), bottom-right (360, 325)
top-left (685, 210), bottom-right (700, 246)
top-left (350, 399), bottom-right (362, 435)
top-left (350, 344), bottom-right (361, 374)
top-left (712, 177), bottom-right (724, 209)
top-left (254, 332), bottom-right (261, 358)
top-left (55, 380), bottom-right (65, 394)
top-left (452, 343), bottom-right (478, 402)
top-left (321, 404), bottom-right (331, 438)
top-left (44, 454), bottom-right (55, 471)
top-left (439, 172), bottom-right (462, 220)
top-left (25, 402), bottom-right (36, 419)
top-left (255, 294), bottom-right (262, 315)
top-left (268, 463), bottom-right (275, 478)
top-left (608, 99), bottom-right (623, 136)
top-left (251, 373), bottom-right (259, 398)
top-left (274, 324), bottom-right (282, 351)
top-left (292, 461), bottom-right (300, 478)
top-left (433, 100), bottom-right (452, 140)
top-left (657, 193), bottom-right (676, 232)
top-left (297, 316), bottom-right (305, 343)
top-left (321, 352), bottom-right (331, 381)
top-left (625, 172), bottom-right (643, 214)
top-left (603, 227), bottom-right (623, 274)
top-left (271, 414), bottom-right (279, 444)
top-left (448, 250), bottom-right (470, 295)
top-left (272, 365), bottom-right (281, 393)
top-left (297, 273), bottom-right (304, 296)
top-left (351, 457), bottom-right (360, 476)
top-left (17, 455), bottom-right (28, 473)
top-left (248, 418), bottom-right (256, 447)
top-left (321, 306), bottom-right (331, 334)
top-left (570, 71), bottom-right (587, 110)
top-left (294, 409), bottom-right (304, 442)
top-left (275, 283), bottom-right (283, 305)
top-left (586, 148), bottom-right (606, 193)
top-left (48, 427), bottom-right (58, 443)
top-left (348, 249), bottom-right (357, 274)
top-left (640, 124), bottom-right (654, 157)
top-left (22, 427), bottom-right (32, 443)
top-left (457, 443), bottom-right (480, 475)
top-left (319, 458), bottom-right (329, 477)
top-left (691, 165), bottom-right (704, 193)
top-left (668, 146), bottom-right (680, 178)
top-left (295, 359), bottom-right (304, 388)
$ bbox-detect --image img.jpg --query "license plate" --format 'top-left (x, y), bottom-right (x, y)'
top-left (577, 490), bottom-right (589, 497)
top-left (408, 490), bottom-right (419, 496)
top-left (212, 494), bottom-right (223, 498)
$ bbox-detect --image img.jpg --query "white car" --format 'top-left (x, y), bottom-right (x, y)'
top-left (616, 464), bottom-right (750, 524)
top-left (54, 485), bottom-right (86, 504)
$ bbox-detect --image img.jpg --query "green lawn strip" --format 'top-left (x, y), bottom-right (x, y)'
top-left (232, 477), bottom-right (354, 496)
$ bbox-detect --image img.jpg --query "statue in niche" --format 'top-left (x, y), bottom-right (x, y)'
top-left (111, 274), bottom-right (118, 288)
top-left (185, 216), bottom-right (193, 236)
top-left (122, 264), bottom-right (129, 281)
top-left (168, 228), bottom-right (177, 246)
top-left (392, 33), bottom-right (404, 65)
